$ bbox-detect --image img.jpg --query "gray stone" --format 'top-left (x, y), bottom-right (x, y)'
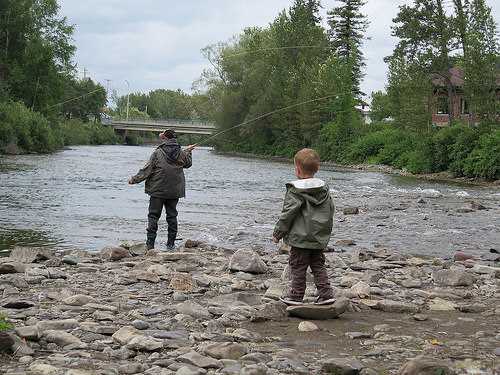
top-left (397, 358), bottom-right (455, 375)
top-left (346, 332), bottom-right (372, 339)
top-left (176, 301), bottom-right (211, 319)
top-left (112, 326), bottom-right (142, 345)
top-left (0, 261), bottom-right (26, 274)
top-left (239, 364), bottom-right (269, 375)
top-left (126, 335), bottom-right (163, 352)
top-left (432, 269), bottom-right (475, 287)
top-left (178, 351), bottom-right (221, 369)
top-left (170, 273), bottom-right (195, 292)
top-left (176, 366), bottom-right (207, 375)
top-left (287, 298), bottom-right (348, 320)
top-left (63, 294), bottom-right (93, 306)
top-left (321, 357), bottom-right (363, 375)
top-left (373, 299), bottom-right (420, 313)
top-left (202, 342), bottom-right (248, 360)
top-left (27, 363), bottom-right (62, 375)
top-left (132, 319), bottom-right (150, 330)
top-left (37, 319), bottom-right (79, 332)
top-left (343, 207), bottom-right (359, 215)
top-left (298, 321), bottom-right (319, 332)
top-left (350, 281), bottom-right (370, 298)
top-left (250, 301), bottom-right (288, 322)
top-left (43, 330), bottom-right (84, 347)
top-left (229, 250), bottom-right (267, 274)
top-left (15, 326), bottom-right (40, 341)
top-left (100, 246), bottom-right (130, 261)
top-left (61, 255), bottom-right (79, 265)
top-left (9, 247), bottom-right (54, 263)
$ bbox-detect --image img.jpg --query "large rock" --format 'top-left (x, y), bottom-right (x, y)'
top-left (176, 301), bottom-right (211, 319)
top-left (9, 247), bottom-right (54, 263)
top-left (432, 269), bottom-right (475, 287)
top-left (202, 342), bottom-right (248, 360)
top-left (63, 294), bottom-right (94, 306)
top-left (178, 351), bottom-right (221, 369)
top-left (350, 281), bottom-right (371, 298)
top-left (373, 299), bottom-right (420, 313)
top-left (298, 321), bottom-right (319, 332)
top-left (398, 358), bottom-right (455, 375)
top-left (37, 319), bottom-right (79, 333)
top-left (43, 330), bottom-right (84, 348)
top-left (229, 250), bottom-right (267, 274)
top-left (287, 298), bottom-right (348, 320)
top-left (170, 272), bottom-right (195, 292)
top-left (321, 357), bottom-right (363, 375)
top-left (100, 246), bottom-right (130, 261)
top-left (27, 363), bottom-right (62, 375)
top-left (126, 335), bottom-right (163, 352)
top-left (0, 261), bottom-right (26, 274)
top-left (112, 326), bottom-right (142, 345)
top-left (250, 301), bottom-right (288, 322)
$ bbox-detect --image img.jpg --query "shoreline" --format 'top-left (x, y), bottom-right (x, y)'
top-left (0, 242), bottom-right (499, 374)
top-left (214, 150), bottom-right (500, 188)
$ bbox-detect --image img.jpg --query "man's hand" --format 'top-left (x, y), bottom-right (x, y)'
top-left (128, 177), bottom-right (134, 185)
top-left (185, 144), bottom-right (197, 152)
top-left (272, 237), bottom-right (280, 244)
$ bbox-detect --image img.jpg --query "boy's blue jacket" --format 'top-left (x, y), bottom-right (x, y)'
top-left (273, 178), bottom-right (335, 250)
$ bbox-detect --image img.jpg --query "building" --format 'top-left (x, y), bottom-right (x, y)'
top-left (431, 67), bottom-right (500, 126)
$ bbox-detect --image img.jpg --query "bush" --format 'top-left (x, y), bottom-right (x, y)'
top-left (346, 128), bottom-right (398, 163)
top-left (463, 130), bottom-right (500, 180)
top-left (448, 127), bottom-right (480, 176)
top-left (0, 314), bottom-right (12, 332)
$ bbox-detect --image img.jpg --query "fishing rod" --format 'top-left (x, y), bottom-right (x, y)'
top-left (186, 94), bottom-right (340, 150)
top-left (45, 88), bottom-right (104, 110)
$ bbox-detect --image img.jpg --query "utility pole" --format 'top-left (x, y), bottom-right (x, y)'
top-left (104, 79), bottom-right (111, 106)
top-left (125, 80), bottom-right (130, 121)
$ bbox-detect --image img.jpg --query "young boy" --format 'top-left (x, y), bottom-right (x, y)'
top-left (273, 148), bottom-right (335, 305)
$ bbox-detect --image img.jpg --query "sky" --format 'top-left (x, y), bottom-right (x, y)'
top-left (58, 0), bottom-right (499, 101)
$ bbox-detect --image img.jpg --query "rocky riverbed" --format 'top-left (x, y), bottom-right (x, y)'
top-left (0, 242), bottom-right (498, 375)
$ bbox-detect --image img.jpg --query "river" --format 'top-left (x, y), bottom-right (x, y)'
top-left (0, 145), bottom-right (498, 257)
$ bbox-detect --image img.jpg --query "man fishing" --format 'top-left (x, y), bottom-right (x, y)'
top-left (128, 129), bottom-right (195, 251)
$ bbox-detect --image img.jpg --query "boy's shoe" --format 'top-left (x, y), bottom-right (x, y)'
top-left (146, 242), bottom-right (155, 251)
top-left (166, 244), bottom-right (176, 251)
top-left (279, 297), bottom-right (303, 306)
top-left (315, 297), bottom-right (336, 305)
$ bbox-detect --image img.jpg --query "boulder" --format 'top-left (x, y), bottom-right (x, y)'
top-left (0, 261), bottom-right (26, 274)
top-left (350, 281), bottom-right (371, 298)
top-left (126, 335), bottom-right (163, 352)
top-left (43, 330), bottom-right (84, 348)
top-left (321, 357), bottom-right (363, 375)
top-left (112, 326), bottom-right (142, 345)
top-left (9, 247), bottom-right (54, 263)
top-left (229, 250), bottom-right (267, 274)
top-left (100, 246), bottom-right (130, 261)
top-left (298, 321), bottom-right (319, 332)
top-left (432, 269), bottom-right (475, 287)
top-left (287, 298), bottom-right (349, 320)
top-left (202, 342), bottom-right (248, 360)
top-left (250, 301), bottom-right (288, 322)
top-left (170, 272), bottom-right (195, 292)
top-left (178, 351), bottom-right (221, 369)
top-left (176, 301), bottom-right (211, 319)
top-left (398, 358), bottom-right (455, 375)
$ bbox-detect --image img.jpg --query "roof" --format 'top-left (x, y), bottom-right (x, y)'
top-left (432, 67), bottom-right (500, 87)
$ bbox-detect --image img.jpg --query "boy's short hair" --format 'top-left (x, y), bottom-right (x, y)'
top-left (294, 148), bottom-right (320, 175)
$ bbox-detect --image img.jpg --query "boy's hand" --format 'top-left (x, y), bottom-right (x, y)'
top-left (272, 237), bottom-right (280, 244)
top-left (185, 144), bottom-right (197, 152)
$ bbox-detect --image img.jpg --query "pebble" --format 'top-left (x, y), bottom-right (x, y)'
top-left (298, 321), bottom-right (319, 332)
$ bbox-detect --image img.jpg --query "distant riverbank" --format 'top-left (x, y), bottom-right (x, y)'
top-left (214, 150), bottom-right (500, 188)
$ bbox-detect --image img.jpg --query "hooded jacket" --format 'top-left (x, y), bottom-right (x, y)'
top-left (130, 138), bottom-right (192, 199)
top-left (273, 178), bottom-right (334, 250)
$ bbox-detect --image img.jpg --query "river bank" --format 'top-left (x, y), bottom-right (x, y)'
top-left (214, 151), bottom-right (500, 188)
top-left (0, 242), bottom-right (498, 374)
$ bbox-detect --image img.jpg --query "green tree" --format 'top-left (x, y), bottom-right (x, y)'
top-left (327, 0), bottom-right (369, 98)
top-left (370, 90), bottom-right (392, 121)
top-left (62, 78), bottom-right (107, 122)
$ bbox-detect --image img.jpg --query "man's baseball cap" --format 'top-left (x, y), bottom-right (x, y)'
top-left (161, 129), bottom-right (176, 139)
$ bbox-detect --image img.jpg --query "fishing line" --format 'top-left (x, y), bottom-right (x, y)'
top-left (45, 88), bottom-right (103, 110)
top-left (191, 94), bottom-right (339, 147)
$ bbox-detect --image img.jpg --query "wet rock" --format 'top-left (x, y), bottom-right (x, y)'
top-left (230, 328), bottom-right (262, 342)
top-left (27, 363), bottom-right (62, 375)
top-left (335, 239), bottom-right (356, 246)
top-left (178, 351), bottom-right (222, 369)
top-left (63, 294), bottom-right (94, 306)
top-left (0, 261), bottom-right (26, 274)
top-left (170, 272), bottom-right (195, 292)
top-left (469, 201), bottom-right (487, 210)
top-left (453, 252), bottom-right (475, 262)
top-left (2, 299), bottom-right (35, 309)
top-left (126, 335), bottom-right (163, 352)
top-left (398, 358), bottom-right (455, 375)
top-left (350, 281), bottom-right (370, 298)
top-left (61, 255), bottom-right (79, 265)
top-left (298, 321), bottom-right (319, 332)
top-left (413, 314), bottom-right (429, 321)
top-left (184, 239), bottom-right (203, 248)
top-left (287, 298), bottom-right (348, 320)
top-left (37, 319), bottom-right (79, 332)
top-left (343, 207), bottom-right (359, 215)
top-left (100, 246), bottom-right (130, 261)
top-left (112, 326), bottom-right (142, 345)
top-left (432, 269), bottom-right (475, 286)
top-left (176, 301), bottom-right (211, 319)
top-left (9, 247), bottom-right (54, 263)
top-left (229, 249), bottom-right (267, 274)
top-left (429, 298), bottom-right (456, 311)
top-left (250, 301), bottom-right (287, 322)
top-left (373, 299), bottom-right (420, 313)
top-left (201, 342), bottom-right (248, 360)
top-left (321, 357), bottom-right (363, 374)
top-left (43, 330), bottom-right (84, 348)
top-left (132, 319), bottom-right (150, 330)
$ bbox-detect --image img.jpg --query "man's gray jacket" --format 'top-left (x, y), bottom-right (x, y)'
top-left (130, 139), bottom-right (192, 199)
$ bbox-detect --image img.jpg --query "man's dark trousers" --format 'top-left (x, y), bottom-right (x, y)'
top-left (147, 197), bottom-right (179, 248)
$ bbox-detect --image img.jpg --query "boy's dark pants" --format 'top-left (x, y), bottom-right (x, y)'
top-left (288, 247), bottom-right (333, 301)
top-left (147, 197), bottom-right (179, 247)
